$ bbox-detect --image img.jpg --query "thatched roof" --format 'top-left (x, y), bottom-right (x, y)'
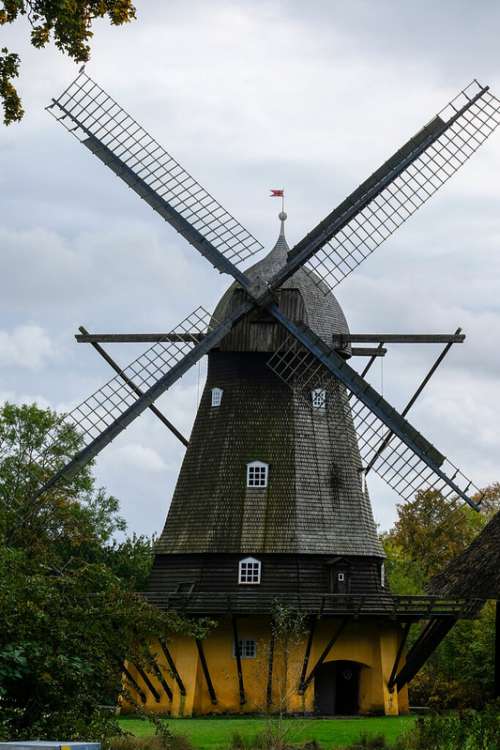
top-left (429, 510), bottom-right (500, 599)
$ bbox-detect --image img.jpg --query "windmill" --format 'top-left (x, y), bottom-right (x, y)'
top-left (38, 72), bottom-right (500, 716)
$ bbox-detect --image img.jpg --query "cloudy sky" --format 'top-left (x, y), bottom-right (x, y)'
top-left (1, 1), bottom-right (500, 539)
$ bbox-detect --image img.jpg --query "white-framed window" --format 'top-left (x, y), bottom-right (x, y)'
top-left (337, 572), bottom-right (345, 583)
top-left (238, 556), bottom-right (261, 584)
top-left (211, 387), bottom-right (223, 407)
top-left (311, 388), bottom-right (326, 411)
top-left (246, 460), bottom-right (269, 488)
top-left (233, 639), bottom-right (257, 658)
top-left (381, 562), bottom-right (385, 588)
top-left (358, 467), bottom-right (367, 493)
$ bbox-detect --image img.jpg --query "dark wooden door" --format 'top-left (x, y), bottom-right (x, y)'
top-left (314, 661), bottom-right (336, 715)
top-left (335, 660), bottom-right (360, 714)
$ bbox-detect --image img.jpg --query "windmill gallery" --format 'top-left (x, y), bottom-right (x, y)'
top-left (33, 74), bottom-right (500, 716)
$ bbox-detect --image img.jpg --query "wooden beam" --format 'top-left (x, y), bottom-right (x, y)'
top-left (78, 326), bottom-right (189, 447)
top-left (333, 333), bottom-right (465, 345)
top-left (300, 618), bottom-right (349, 693)
top-left (366, 329), bottom-right (462, 476)
top-left (232, 616), bottom-right (246, 705)
top-left (134, 662), bottom-right (161, 703)
top-left (395, 619), bottom-right (456, 691)
top-left (159, 638), bottom-right (186, 696)
top-left (351, 347), bottom-right (387, 357)
top-left (266, 630), bottom-right (275, 708)
top-left (388, 622), bottom-right (411, 692)
top-left (298, 616), bottom-right (317, 692)
top-left (149, 653), bottom-right (173, 701)
top-left (196, 639), bottom-right (218, 705)
top-left (76, 332), bottom-right (204, 343)
top-left (122, 663), bottom-right (147, 704)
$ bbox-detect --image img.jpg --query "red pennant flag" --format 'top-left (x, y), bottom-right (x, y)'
top-left (270, 189), bottom-right (284, 197)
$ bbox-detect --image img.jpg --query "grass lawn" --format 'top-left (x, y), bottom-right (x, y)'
top-left (119, 716), bottom-right (416, 750)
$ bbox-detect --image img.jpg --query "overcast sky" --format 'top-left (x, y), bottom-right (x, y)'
top-left (1, 1), bottom-right (500, 539)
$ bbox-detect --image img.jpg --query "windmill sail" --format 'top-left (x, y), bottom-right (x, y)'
top-left (267, 328), bottom-right (482, 510)
top-left (32, 304), bottom-right (252, 498)
top-left (277, 80), bottom-right (500, 291)
top-left (47, 71), bottom-right (263, 273)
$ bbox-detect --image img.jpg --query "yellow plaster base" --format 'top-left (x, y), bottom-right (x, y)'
top-left (122, 617), bottom-right (410, 717)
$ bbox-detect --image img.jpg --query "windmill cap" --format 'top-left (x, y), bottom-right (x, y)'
top-left (211, 217), bottom-right (351, 352)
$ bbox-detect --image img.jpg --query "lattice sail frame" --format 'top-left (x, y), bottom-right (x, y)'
top-left (47, 70), bottom-right (264, 266)
top-left (35, 307), bottom-right (214, 475)
top-left (304, 80), bottom-right (500, 291)
top-left (267, 334), bottom-right (482, 510)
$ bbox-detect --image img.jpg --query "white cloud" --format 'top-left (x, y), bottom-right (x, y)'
top-left (2, 1), bottom-right (500, 536)
top-left (102, 443), bottom-right (170, 473)
top-left (0, 325), bottom-right (55, 369)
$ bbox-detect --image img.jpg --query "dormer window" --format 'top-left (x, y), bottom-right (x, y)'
top-left (311, 388), bottom-right (326, 411)
top-left (247, 460), bottom-right (268, 488)
top-left (239, 557), bottom-right (261, 584)
top-left (211, 387), bottom-right (223, 407)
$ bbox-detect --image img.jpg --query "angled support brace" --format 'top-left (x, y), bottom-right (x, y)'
top-left (149, 654), bottom-right (173, 701)
top-left (232, 616), bottom-right (246, 705)
top-left (388, 622), bottom-right (411, 693)
top-left (196, 639), bottom-right (218, 705)
top-left (134, 662), bottom-right (161, 703)
top-left (159, 638), bottom-right (186, 696)
top-left (122, 662), bottom-right (147, 704)
top-left (395, 618), bottom-right (456, 692)
top-left (299, 617), bottom-right (349, 694)
top-left (298, 615), bottom-right (318, 693)
top-left (79, 326), bottom-right (189, 447)
top-left (365, 328), bottom-right (462, 476)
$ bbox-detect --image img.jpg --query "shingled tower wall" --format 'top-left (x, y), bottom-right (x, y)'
top-left (129, 216), bottom-right (410, 717)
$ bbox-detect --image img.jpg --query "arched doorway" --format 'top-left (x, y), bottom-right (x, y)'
top-left (314, 660), bottom-right (361, 715)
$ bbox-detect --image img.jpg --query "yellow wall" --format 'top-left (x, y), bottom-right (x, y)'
top-left (122, 616), bottom-right (410, 717)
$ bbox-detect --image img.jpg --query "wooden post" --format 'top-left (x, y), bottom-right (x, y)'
top-left (150, 657), bottom-right (173, 701)
top-left (122, 663), bottom-right (147, 704)
top-left (196, 639), bottom-right (218, 705)
top-left (395, 619), bottom-right (456, 692)
top-left (134, 662), bottom-right (161, 703)
top-left (232, 615), bottom-right (246, 705)
top-left (300, 618), bottom-right (349, 693)
top-left (298, 616), bottom-right (317, 692)
top-left (159, 638), bottom-right (186, 696)
top-left (388, 622), bottom-right (411, 692)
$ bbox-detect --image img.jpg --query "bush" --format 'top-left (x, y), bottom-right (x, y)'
top-left (394, 703), bottom-right (500, 750)
top-left (229, 729), bottom-right (321, 750)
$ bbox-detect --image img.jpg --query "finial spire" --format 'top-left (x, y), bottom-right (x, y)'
top-left (279, 210), bottom-right (287, 239)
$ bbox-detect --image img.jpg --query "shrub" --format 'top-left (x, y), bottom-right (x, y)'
top-left (394, 702), bottom-right (500, 750)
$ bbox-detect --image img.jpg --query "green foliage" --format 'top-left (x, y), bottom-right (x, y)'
top-left (0, 47), bottom-right (23, 124)
top-left (0, 0), bottom-right (136, 124)
top-left (0, 401), bottom-right (200, 740)
top-left (382, 486), bottom-right (500, 708)
top-left (395, 703), bottom-right (500, 750)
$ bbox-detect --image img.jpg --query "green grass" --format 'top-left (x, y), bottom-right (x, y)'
top-left (118, 716), bottom-right (416, 750)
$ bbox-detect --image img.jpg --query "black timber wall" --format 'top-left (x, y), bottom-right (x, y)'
top-left (148, 553), bottom-right (385, 596)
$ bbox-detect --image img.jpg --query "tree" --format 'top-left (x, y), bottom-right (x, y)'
top-left (0, 1), bottom-right (136, 125)
top-left (0, 402), bottom-right (207, 739)
top-left (382, 485), bottom-right (500, 708)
